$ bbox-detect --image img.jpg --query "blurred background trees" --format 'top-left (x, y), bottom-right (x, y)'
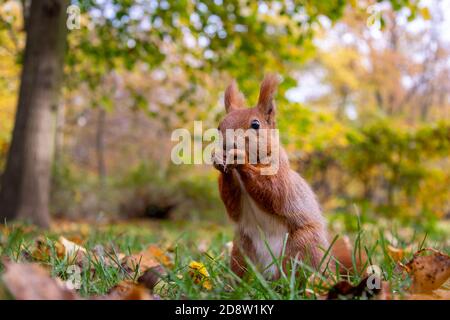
top-left (0, 0), bottom-right (448, 229)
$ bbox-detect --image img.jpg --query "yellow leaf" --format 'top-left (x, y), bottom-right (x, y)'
top-left (189, 261), bottom-right (210, 277)
top-left (188, 261), bottom-right (212, 290)
top-left (387, 244), bottom-right (412, 262)
top-left (202, 279), bottom-right (213, 291)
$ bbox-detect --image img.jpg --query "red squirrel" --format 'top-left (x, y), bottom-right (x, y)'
top-left (212, 74), bottom-right (329, 279)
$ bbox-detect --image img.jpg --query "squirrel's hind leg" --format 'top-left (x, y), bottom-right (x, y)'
top-left (230, 241), bottom-right (247, 278)
top-left (286, 226), bottom-right (328, 272)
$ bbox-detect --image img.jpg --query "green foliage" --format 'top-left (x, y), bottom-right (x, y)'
top-left (283, 114), bottom-right (450, 221)
top-left (71, 0), bottom-right (347, 73)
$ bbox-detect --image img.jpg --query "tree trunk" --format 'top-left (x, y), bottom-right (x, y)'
top-left (0, 0), bottom-right (68, 228)
top-left (54, 102), bottom-right (65, 166)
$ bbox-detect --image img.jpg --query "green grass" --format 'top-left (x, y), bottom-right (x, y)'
top-left (0, 215), bottom-right (449, 300)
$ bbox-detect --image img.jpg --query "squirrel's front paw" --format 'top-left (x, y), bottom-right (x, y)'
top-left (225, 149), bottom-right (247, 169)
top-left (212, 150), bottom-right (226, 173)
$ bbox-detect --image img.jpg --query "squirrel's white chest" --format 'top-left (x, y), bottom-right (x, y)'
top-left (234, 172), bottom-right (288, 276)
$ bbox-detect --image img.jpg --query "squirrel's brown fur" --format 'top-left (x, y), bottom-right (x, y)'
top-left (213, 75), bottom-right (329, 279)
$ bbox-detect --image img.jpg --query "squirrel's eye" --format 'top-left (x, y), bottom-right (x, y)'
top-left (250, 119), bottom-right (260, 130)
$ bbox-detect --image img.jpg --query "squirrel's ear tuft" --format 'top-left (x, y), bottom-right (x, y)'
top-left (257, 74), bottom-right (280, 121)
top-left (224, 80), bottom-right (245, 113)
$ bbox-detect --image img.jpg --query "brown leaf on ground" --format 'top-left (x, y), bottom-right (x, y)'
top-left (99, 280), bottom-right (152, 300)
top-left (405, 289), bottom-right (450, 300)
top-left (331, 235), bottom-right (368, 275)
top-left (122, 245), bottom-right (172, 274)
top-left (442, 278), bottom-right (450, 290)
top-left (147, 245), bottom-right (173, 267)
top-left (65, 235), bottom-right (86, 246)
top-left (1, 261), bottom-right (79, 300)
top-left (31, 236), bottom-right (65, 261)
top-left (1, 261), bottom-right (155, 300)
top-left (58, 236), bottom-right (87, 263)
top-left (138, 265), bottom-right (166, 290)
top-left (31, 236), bottom-right (87, 265)
top-left (326, 276), bottom-right (383, 300)
top-left (402, 248), bottom-right (450, 293)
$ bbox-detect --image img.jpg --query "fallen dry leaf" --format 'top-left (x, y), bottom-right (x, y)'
top-left (138, 265), bottom-right (166, 290)
top-left (147, 245), bottom-right (173, 267)
top-left (1, 261), bottom-right (155, 300)
top-left (405, 289), bottom-right (450, 300)
top-left (442, 278), bottom-right (450, 290)
top-left (122, 244), bottom-right (172, 274)
top-left (58, 236), bottom-right (87, 263)
top-left (2, 261), bottom-right (78, 300)
top-left (31, 236), bottom-right (88, 265)
top-left (65, 235), bottom-right (85, 246)
top-left (99, 280), bottom-right (152, 300)
top-left (188, 261), bottom-right (212, 290)
top-left (402, 248), bottom-right (450, 293)
top-left (31, 236), bottom-right (65, 261)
